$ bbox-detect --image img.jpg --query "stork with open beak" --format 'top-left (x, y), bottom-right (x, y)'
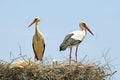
top-left (28, 17), bottom-right (45, 61)
top-left (60, 22), bottom-right (94, 64)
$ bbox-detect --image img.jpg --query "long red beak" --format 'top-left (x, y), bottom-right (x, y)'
top-left (85, 25), bottom-right (94, 36)
top-left (28, 20), bottom-right (35, 27)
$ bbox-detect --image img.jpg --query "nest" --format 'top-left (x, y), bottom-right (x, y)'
top-left (0, 59), bottom-right (116, 80)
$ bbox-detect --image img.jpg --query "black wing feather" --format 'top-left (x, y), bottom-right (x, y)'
top-left (59, 33), bottom-right (74, 51)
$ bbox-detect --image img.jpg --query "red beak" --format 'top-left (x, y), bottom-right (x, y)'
top-left (28, 20), bottom-right (35, 27)
top-left (85, 25), bottom-right (94, 36)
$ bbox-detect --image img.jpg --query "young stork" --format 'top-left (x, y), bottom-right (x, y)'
top-left (28, 17), bottom-right (45, 61)
top-left (60, 22), bottom-right (94, 64)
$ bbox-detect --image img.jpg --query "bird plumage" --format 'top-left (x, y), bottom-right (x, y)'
top-left (60, 33), bottom-right (74, 51)
top-left (28, 17), bottom-right (45, 61)
top-left (70, 30), bottom-right (86, 40)
top-left (32, 32), bottom-right (45, 60)
top-left (60, 30), bottom-right (85, 51)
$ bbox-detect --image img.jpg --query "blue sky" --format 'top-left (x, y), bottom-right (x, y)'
top-left (0, 0), bottom-right (119, 79)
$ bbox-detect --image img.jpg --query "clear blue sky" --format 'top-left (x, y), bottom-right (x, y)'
top-left (0, 0), bottom-right (119, 79)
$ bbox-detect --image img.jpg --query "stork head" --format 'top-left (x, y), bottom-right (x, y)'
top-left (28, 17), bottom-right (40, 27)
top-left (79, 22), bottom-right (94, 36)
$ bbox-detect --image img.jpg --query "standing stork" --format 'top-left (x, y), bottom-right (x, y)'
top-left (60, 22), bottom-right (94, 64)
top-left (28, 17), bottom-right (45, 61)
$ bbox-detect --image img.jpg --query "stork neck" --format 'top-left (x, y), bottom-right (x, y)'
top-left (35, 22), bottom-right (40, 33)
top-left (82, 29), bottom-right (86, 35)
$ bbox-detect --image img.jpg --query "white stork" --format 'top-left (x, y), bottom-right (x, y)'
top-left (60, 22), bottom-right (94, 64)
top-left (28, 17), bottom-right (45, 61)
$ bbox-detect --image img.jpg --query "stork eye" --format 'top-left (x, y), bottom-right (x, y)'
top-left (35, 19), bottom-right (37, 21)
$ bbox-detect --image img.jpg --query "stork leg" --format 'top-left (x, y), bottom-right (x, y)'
top-left (69, 47), bottom-right (72, 65)
top-left (75, 45), bottom-right (79, 62)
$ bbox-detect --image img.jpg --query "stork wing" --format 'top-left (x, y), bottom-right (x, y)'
top-left (62, 33), bottom-right (74, 45)
top-left (32, 43), bottom-right (38, 60)
top-left (60, 33), bottom-right (74, 51)
top-left (41, 39), bottom-right (45, 58)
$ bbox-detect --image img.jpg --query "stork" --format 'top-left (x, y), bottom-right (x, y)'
top-left (59, 22), bottom-right (94, 64)
top-left (28, 17), bottom-right (45, 61)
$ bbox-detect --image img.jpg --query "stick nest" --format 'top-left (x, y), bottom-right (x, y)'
top-left (0, 59), bottom-right (116, 80)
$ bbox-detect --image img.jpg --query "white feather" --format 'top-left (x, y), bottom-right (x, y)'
top-left (70, 30), bottom-right (86, 41)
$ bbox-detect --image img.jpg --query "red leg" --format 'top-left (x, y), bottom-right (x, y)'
top-left (69, 47), bottom-right (72, 65)
top-left (75, 45), bottom-right (79, 62)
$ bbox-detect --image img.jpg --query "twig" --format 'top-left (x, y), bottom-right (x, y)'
top-left (104, 71), bottom-right (117, 77)
top-left (18, 45), bottom-right (27, 61)
top-left (103, 48), bottom-right (112, 71)
top-left (80, 55), bottom-right (87, 63)
top-left (9, 55), bottom-right (27, 64)
top-left (10, 51), bottom-right (15, 60)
